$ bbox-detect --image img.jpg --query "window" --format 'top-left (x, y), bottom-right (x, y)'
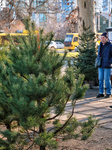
top-left (103, 0), bottom-right (108, 11)
top-left (73, 37), bottom-right (78, 42)
top-left (84, 1), bottom-right (86, 8)
top-left (38, 0), bottom-right (45, 6)
top-left (39, 14), bottom-right (46, 22)
top-left (33, 0), bottom-right (37, 7)
top-left (64, 35), bottom-right (73, 42)
top-left (57, 13), bottom-right (61, 22)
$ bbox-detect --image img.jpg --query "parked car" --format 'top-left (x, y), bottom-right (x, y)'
top-left (15, 30), bottom-right (23, 33)
top-left (46, 41), bottom-right (64, 49)
top-left (0, 30), bottom-right (4, 33)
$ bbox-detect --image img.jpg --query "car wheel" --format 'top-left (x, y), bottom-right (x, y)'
top-left (69, 49), bottom-right (72, 52)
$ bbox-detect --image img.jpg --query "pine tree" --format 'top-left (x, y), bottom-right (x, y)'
top-left (0, 23), bottom-right (98, 150)
top-left (74, 27), bottom-right (97, 88)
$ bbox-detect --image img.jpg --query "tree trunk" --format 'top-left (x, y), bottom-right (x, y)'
top-left (39, 115), bottom-right (46, 150)
top-left (40, 146), bottom-right (45, 150)
top-left (77, 0), bottom-right (96, 35)
top-left (39, 124), bottom-right (46, 150)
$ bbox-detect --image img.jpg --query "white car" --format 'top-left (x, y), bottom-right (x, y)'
top-left (48, 41), bottom-right (64, 49)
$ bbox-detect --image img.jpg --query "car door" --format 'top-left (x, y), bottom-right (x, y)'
top-left (57, 42), bottom-right (62, 49)
top-left (55, 42), bottom-right (59, 48)
top-left (49, 41), bottom-right (53, 48)
top-left (59, 42), bottom-right (64, 48)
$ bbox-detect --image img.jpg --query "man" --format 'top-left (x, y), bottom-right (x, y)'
top-left (97, 32), bottom-right (112, 98)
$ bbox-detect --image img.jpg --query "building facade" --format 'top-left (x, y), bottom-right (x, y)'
top-left (103, 0), bottom-right (108, 11)
top-left (95, 0), bottom-right (112, 32)
top-left (102, 0), bottom-right (112, 12)
top-left (1, 0), bottom-right (103, 31)
top-left (32, 0), bottom-right (76, 27)
top-left (0, 0), bottom-right (6, 10)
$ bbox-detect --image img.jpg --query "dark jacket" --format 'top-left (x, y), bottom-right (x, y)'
top-left (98, 41), bottom-right (112, 68)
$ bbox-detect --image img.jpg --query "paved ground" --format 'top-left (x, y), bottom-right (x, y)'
top-left (59, 49), bottom-right (112, 129)
top-left (52, 87), bottom-right (112, 129)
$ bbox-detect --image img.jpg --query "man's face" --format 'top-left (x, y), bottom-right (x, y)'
top-left (101, 36), bottom-right (108, 44)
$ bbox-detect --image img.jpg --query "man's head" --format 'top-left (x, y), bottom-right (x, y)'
top-left (101, 32), bottom-right (108, 44)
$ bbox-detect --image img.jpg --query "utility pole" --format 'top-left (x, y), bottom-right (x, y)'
top-left (109, 0), bottom-right (111, 27)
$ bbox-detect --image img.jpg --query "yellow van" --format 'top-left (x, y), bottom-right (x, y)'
top-left (23, 30), bottom-right (39, 34)
top-left (64, 33), bottom-right (79, 51)
top-left (64, 32), bottom-right (102, 51)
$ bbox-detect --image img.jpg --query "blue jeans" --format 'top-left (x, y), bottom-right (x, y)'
top-left (98, 68), bottom-right (111, 95)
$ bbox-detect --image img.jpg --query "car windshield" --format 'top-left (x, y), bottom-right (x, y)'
top-left (64, 35), bottom-right (73, 42)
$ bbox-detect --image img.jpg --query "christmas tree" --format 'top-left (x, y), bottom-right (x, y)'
top-left (0, 23), bottom-right (98, 150)
top-left (74, 27), bottom-right (97, 88)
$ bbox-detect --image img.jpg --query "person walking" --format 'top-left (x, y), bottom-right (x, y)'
top-left (97, 32), bottom-right (112, 98)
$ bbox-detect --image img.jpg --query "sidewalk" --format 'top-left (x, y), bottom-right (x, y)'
top-left (59, 87), bottom-right (112, 129)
